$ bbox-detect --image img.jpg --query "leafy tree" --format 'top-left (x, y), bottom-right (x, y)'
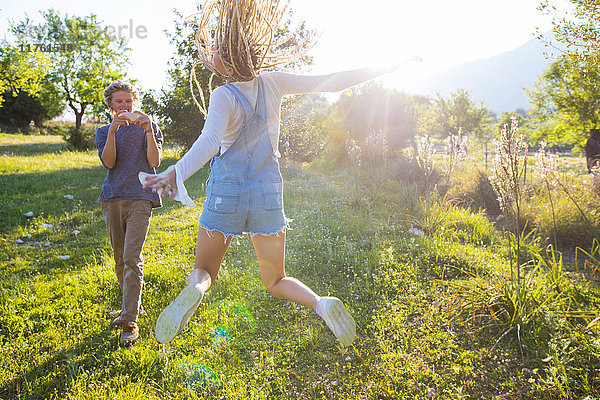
top-left (417, 89), bottom-right (491, 139)
top-left (0, 43), bottom-right (56, 128)
top-left (539, 0), bottom-right (600, 70)
top-left (527, 57), bottom-right (600, 146)
top-left (333, 82), bottom-right (426, 149)
top-left (496, 111), bottom-right (531, 138)
top-left (11, 9), bottom-right (129, 137)
top-left (140, 10), bottom-right (215, 150)
top-left (0, 44), bottom-right (50, 104)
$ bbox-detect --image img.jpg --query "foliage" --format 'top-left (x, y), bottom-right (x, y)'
top-left (11, 9), bottom-right (129, 144)
top-left (0, 91), bottom-right (48, 129)
top-left (489, 115), bottom-right (529, 285)
top-left (345, 128), bottom-right (389, 208)
top-left (0, 43), bottom-right (62, 128)
top-left (447, 168), bottom-right (502, 216)
top-left (417, 89), bottom-right (492, 140)
top-left (0, 44), bottom-right (50, 107)
top-left (527, 57), bottom-right (600, 147)
top-left (496, 110), bottom-right (533, 141)
top-left (412, 134), bottom-right (437, 190)
top-left (539, 0), bottom-right (600, 70)
top-left (332, 82), bottom-right (425, 149)
top-left (142, 10), bottom-right (214, 150)
top-left (279, 94), bottom-right (329, 162)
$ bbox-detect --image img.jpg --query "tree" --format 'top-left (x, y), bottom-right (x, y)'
top-left (141, 10), bottom-right (214, 150)
top-left (417, 89), bottom-right (491, 139)
top-left (539, 0), bottom-right (600, 71)
top-left (0, 43), bottom-right (56, 127)
top-left (11, 9), bottom-right (129, 135)
top-left (527, 57), bottom-right (600, 146)
top-left (0, 44), bottom-right (50, 104)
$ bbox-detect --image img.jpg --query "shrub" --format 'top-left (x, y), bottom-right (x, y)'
top-left (447, 169), bottom-right (502, 216)
top-left (64, 123), bottom-right (102, 150)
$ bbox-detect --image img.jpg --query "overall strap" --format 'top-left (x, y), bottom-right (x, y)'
top-left (223, 77), bottom-right (266, 119)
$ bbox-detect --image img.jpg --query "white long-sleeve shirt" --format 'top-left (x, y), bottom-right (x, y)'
top-left (173, 67), bottom-right (391, 206)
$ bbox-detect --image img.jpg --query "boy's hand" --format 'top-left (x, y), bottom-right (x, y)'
top-left (108, 110), bottom-right (130, 135)
top-left (132, 111), bottom-right (154, 133)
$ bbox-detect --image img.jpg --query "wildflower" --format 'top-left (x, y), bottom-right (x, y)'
top-left (42, 223), bottom-right (54, 229)
top-left (408, 227), bottom-right (424, 236)
top-left (489, 116), bottom-right (528, 213)
top-left (345, 137), bottom-right (362, 167)
top-left (535, 142), bottom-right (559, 187)
top-left (59, 255), bottom-right (71, 260)
top-left (71, 230), bottom-right (80, 235)
top-left (63, 194), bottom-right (74, 200)
top-left (23, 211), bottom-right (33, 217)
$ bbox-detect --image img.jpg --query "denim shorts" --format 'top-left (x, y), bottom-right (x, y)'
top-left (199, 175), bottom-right (290, 238)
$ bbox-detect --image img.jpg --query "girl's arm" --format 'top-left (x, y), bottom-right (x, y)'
top-left (272, 67), bottom-right (391, 96)
top-left (272, 58), bottom-right (421, 96)
top-left (142, 88), bottom-right (232, 204)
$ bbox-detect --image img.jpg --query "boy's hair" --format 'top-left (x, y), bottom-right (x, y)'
top-left (104, 80), bottom-right (138, 113)
top-left (189, 0), bottom-right (316, 116)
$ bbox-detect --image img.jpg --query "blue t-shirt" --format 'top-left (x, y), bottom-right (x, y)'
top-left (95, 122), bottom-right (163, 208)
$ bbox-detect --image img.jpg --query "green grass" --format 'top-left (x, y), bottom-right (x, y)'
top-left (1, 134), bottom-right (599, 399)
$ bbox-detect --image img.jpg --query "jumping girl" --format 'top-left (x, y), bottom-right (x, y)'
top-left (143, 0), bottom-right (420, 347)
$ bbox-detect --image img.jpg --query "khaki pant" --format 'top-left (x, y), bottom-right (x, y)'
top-left (101, 200), bottom-right (152, 322)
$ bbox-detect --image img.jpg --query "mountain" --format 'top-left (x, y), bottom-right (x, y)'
top-left (406, 34), bottom-right (556, 114)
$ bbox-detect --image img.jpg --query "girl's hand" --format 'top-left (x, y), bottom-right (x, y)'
top-left (141, 166), bottom-right (177, 199)
top-left (108, 111), bottom-right (130, 135)
top-left (387, 56), bottom-right (424, 73)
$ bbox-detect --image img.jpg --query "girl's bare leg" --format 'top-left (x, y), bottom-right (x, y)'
top-left (189, 227), bottom-right (233, 291)
top-left (251, 231), bottom-right (319, 310)
top-left (154, 227), bottom-right (232, 344)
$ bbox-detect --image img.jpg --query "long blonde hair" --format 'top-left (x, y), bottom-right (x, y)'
top-left (189, 0), bottom-right (315, 115)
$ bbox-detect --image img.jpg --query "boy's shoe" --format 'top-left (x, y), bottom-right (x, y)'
top-left (155, 284), bottom-right (204, 344)
top-left (316, 297), bottom-right (356, 347)
top-left (109, 305), bottom-right (144, 327)
top-left (119, 321), bottom-right (139, 347)
top-left (110, 315), bottom-right (124, 327)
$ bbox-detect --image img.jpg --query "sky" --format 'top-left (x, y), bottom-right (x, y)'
top-left (0, 0), bottom-right (558, 94)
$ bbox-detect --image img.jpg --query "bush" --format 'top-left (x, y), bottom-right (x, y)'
top-left (389, 152), bottom-right (440, 192)
top-left (64, 123), bottom-right (102, 150)
top-left (43, 120), bottom-right (73, 136)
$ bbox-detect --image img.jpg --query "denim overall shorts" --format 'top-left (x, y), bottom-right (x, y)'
top-left (199, 76), bottom-right (290, 237)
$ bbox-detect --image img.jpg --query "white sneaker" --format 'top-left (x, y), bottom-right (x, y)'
top-left (155, 284), bottom-right (204, 344)
top-left (316, 297), bottom-right (356, 347)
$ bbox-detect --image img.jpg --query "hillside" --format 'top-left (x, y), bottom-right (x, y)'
top-left (407, 33), bottom-right (557, 113)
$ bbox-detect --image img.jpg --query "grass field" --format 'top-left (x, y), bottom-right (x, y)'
top-left (1, 134), bottom-right (599, 399)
